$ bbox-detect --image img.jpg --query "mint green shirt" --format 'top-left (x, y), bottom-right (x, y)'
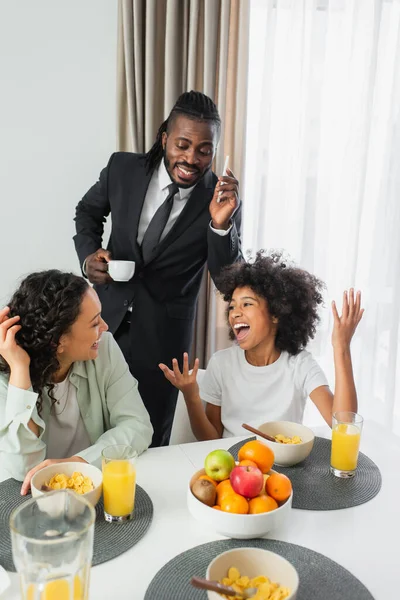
top-left (0, 332), bottom-right (153, 481)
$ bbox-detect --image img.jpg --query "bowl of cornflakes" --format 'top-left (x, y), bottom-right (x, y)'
top-left (31, 462), bottom-right (103, 507)
top-left (256, 421), bottom-right (315, 467)
top-left (206, 547), bottom-right (299, 599)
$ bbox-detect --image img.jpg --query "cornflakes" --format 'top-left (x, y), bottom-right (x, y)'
top-left (46, 471), bottom-right (94, 495)
top-left (274, 434), bottom-right (302, 445)
top-left (219, 566), bottom-right (291, 600)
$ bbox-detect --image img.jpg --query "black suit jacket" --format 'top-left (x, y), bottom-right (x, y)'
top-left (74, 152), bottom-right (242, 367)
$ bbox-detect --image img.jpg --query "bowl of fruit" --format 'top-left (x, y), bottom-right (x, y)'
top-left (255, 421), bottom-right (315, 467)
top-left (205, 547), bottom-right (299, 599)
top-left (187, 440), bottom-right (293, 539)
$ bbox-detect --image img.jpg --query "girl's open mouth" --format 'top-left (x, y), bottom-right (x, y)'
top-left (233, 323), bottom-right (250, 342)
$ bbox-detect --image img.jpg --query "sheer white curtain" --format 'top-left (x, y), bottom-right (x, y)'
top-left (244, 0), bottom-right (400, 432)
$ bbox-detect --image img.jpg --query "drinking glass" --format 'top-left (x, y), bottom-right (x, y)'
top-left (102, 444), bottom-right (137, 522)
top-left (330, 411), bottom-right (364, 478)
top-left (10, 490), bottom-right (95, 600)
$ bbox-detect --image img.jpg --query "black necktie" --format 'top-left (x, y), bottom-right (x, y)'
top-left (141, 183), bottom-right (179, 263)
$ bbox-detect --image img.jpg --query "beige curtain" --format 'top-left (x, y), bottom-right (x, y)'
top-left (117, 0), bottom-right (250, 364)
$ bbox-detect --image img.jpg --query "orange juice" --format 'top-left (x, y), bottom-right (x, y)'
top-left (331, 423), bottom-right (361, 471)
top-left (26, 575), bottom-right (86, 600)
top-left (102, 460), bottom-right (136, 517)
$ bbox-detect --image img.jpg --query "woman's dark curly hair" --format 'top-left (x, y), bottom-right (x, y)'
top-left (215, 251), bottom-right (325, 355)
top-left (0, 270), bottom-right (89, 415)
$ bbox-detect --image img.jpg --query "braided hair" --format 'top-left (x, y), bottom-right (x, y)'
top-left (0, 270), bottom-right (89, 415)
top-left (145, 90), bottom-right (221, 173)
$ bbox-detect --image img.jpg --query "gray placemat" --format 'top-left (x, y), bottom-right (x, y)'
top-left (144, 538), bottom-right (374, 600)
top-left (228, 436), bottom-right (382, 511)
top-left (0, 478), bottom-right (153, 572)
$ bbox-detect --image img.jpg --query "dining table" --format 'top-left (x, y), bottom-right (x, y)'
top-left (1, 420), bottom-right (398, 600)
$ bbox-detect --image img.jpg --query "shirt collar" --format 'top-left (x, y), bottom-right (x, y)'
top-left (70, 360), bottom-right (87, 379)
top-left (157, 159), bottom-right (196, 200)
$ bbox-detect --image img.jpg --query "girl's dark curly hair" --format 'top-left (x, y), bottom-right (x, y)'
top-left (215, 251), bottom-right (325, 355)
top-left (0, 270), bottom-right (89, 415)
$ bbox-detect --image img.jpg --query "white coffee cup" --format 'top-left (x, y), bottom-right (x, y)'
top-left (108, 260), bottom-right (135, 282)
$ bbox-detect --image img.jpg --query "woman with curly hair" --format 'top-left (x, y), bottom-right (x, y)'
top-left (159, 251), bottom-right (363, 440)
top-left (0, 270), bottom-right (153, 492)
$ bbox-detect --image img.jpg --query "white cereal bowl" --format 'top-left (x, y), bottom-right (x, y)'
top-left (187, 469), bottom-right (292, 540)
top-left (31, 462), bottom-right (103, 508)
top-left (256, 421), bottom-right (315, 467)
top-left (206, 547), bottom-right (299, 600)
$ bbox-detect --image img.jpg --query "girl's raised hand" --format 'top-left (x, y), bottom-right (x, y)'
top-left (331, 289), bottom-right (364, 350)
top-left (159, 352), bottom-right (200, 396)
top-left (0, 307), bottom-right (30, 369)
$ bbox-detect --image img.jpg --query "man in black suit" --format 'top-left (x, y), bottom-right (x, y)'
top-left (73, 91), bottom-right (241, 446)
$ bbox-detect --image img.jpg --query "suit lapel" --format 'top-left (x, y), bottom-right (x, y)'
top-left (145, 169), bottom-right (215, 265)
top-left (128, 158), bottom-right (153, 266)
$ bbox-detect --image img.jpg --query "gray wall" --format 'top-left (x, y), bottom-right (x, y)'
top-left (0, 0), bottom-right (117, 301)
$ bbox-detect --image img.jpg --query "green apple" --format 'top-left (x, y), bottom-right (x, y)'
top-left (204, 449), bottom-right (235, 481)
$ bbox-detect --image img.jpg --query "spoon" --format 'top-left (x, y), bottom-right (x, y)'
top-left (190, 576), bottom-right (257, 598)
top-left (241, 423), bottom-right (280, 443)
top-left (40, 484), bottom-right (53, 492)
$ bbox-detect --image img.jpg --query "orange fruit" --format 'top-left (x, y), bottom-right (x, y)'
top-left (212, 505), bottom-right (221, 510)
top-left (198, 475), bottom-right (218, 488)
top-left (258, 474), bottom-right (270, 496)
top-left (248, 495), bottom-right (278, 514)
top-left (220, 493), bottom-right (249, 514)
top-left (239, 459), bottom-right (258, 468)
top-left (216, 479), bottom-right (235, 504)
top-left (238, 440), bottom-right (274, 474)
top-left (265, 472), bottom-right (292, 502)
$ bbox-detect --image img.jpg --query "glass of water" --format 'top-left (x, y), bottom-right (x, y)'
top-left (10, 489), bottom-right (95, 600)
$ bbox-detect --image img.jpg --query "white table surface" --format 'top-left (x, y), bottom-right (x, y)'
top-left (2, 421), bottom-right (399, 599)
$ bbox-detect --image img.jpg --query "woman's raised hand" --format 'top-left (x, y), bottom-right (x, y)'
top-left (0, 307), bottom-right (30, 369)
top-left (159, 352), bottom-right (200, 397)
top-left (331, 289), bottom-right (364, 350)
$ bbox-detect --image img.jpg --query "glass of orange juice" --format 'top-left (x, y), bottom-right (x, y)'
top-left (10, 489), bottom-right (95, 600)
top-left (330, 411), bottom-right (363, 478)
top-left (102, 444), bottom-right (137, 523)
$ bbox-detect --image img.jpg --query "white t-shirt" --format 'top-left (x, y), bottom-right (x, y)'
top-left (199, 345), bottom-right (329, 438)
top-left (46, 376), bottom-right (91, 459)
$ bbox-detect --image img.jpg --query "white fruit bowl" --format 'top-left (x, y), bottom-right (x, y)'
top-left (31, 461), bottom-right (103, 507)
top-left (206, 547), bottom-right (299, 600)
top-left (256, 421), bottom-right (315, 467)
top-left (187, 468), bottom-right (292, 540)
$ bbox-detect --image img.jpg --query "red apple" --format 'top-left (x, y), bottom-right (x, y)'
top-left (230, 465), bottom-right (264, 498)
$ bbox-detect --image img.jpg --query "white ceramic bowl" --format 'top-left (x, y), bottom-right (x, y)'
top-left (187, 468), bottom-right (292, 539)
top-left (31, 462), bottom-right (103, 507)
top-left (206, 547), bottom-right (299, 600)
top-left (256, 421), bottom-right (315, 467)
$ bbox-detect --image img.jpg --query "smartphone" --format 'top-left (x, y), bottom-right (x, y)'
top-left (217, 155), bottom-right (229, 203)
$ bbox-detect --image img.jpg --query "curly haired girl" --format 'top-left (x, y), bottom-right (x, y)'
top-left (159, 251), bottom-right (363, 440)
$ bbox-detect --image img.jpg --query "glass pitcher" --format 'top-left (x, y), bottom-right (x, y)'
top-left (10, 489), bottom-right (95, 600)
